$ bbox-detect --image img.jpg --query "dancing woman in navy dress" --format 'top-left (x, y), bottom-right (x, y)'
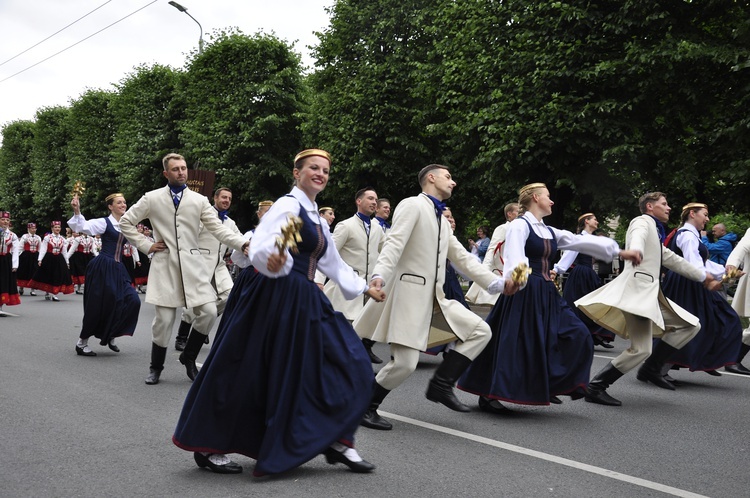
top-left (173, 149), bottom-right (384, 476)
top-left (555, 213), bottom-right (616, 348)
top-left (68, 193), bottom-right (141, 356)
top-left (658, 203), bottom-right (741, 375)
top-left (458, 183), bottom-right (637, 411)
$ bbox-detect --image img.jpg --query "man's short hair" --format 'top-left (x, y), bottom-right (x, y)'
top-left (638, 192), bottom-right (666, 214)
top-left (504, 203), bottom-right (519, 217)
top-left (418, 164), bottom-right (449, 187)
top-left (214, 187), bottom-right (232, 198)
top-left (355, 187), bottom-right (376, 202)
top-left (377, 198), bottom-right (390, 207)
top-left (162, 152), bottom-right (185, 171)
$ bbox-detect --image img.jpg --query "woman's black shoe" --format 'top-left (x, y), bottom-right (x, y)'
top-left (75, 345), bottom-right (96, 357)
top-left (478, 396), bottom-right (510, 414)
top-left (323, 448), bottom-right (375, 473)
top-left (549, 396), bottom-right (562, 404)
top-left (193, 452), bottom-right (243, 474)
top-left (108, 341), bottom-right (120, 353)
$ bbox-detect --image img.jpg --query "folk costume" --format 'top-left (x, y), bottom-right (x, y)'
top-left (68, 209), bottom-right (141, 353)
top-left (354, 192), bottom-right (505, 429)
top-left (173, 186), bottom-right (374, 475)
top-left (133, 228), bottom-right (152, 290)
top-left (576, 213), bottom-right (707, 406)
top-left (174, 207), bottom-right (242, 350)
top-left (29, 222), bottom-right (74, 299)
top-left (458, 211), bottom-right (621, 407)
top-left (16, 224), bottom-right (41, 294)
top-left (120, 180), bottom-right (248, 384)
top-left (554, 230), bottom-right (616, 347)
top-left (726, 227), bottom-right (750, 374)
top-left (120, 241), bottom-right (140, 288)
top-left (0, 213), bottom-right (21, 312)
top-left (658, 212), bottom-right (741, 373)
top-left (67, 233), bottom-right (97, 291)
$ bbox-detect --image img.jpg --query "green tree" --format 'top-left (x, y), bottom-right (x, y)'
top-left (66, 89), bottom-right (118, 216)
top-left (0, 120), bottom-right (36, 224)
top-left (428, 1), bottom-right (750, 229)
top-left (180, 30), bottom-right (306, 229)
top-left (30, 106), bottom-right (71, 223)
top-left (307, 0), bottom-right (443, 218)
top-left (110, 64), bottom-right (184, 202)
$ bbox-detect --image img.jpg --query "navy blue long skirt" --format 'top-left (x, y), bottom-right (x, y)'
top-left (660, 272), bottom-right (741, 371)
top-left (458, 274), bottom-right (593, 405)
top-left (563, 265), bottom-right (615, 342)
top-left (80, 254), bottom-right (140, 344)
top-left (173, 266), bottom-right (373, 475)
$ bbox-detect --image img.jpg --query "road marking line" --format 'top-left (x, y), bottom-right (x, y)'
top-left (379, 411), bottom-right (709, 498)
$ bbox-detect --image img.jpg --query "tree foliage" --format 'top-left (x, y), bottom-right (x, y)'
top-left (179, 30), bottom-right (306, 228)
top-left (428, 0), bottom-right (750, 231)
top-left (307, 0), bottom-right (443, 216)
top-left (30, 106), bottom-right (71, 223)
top-left (66, 89), bottom-right (118, 215)
top-left (110, 64), bottom-right (184, 203)
top-left (2, 3), bottom-right (749, 239)
top-left (0, 120), bottom-right (35, 224)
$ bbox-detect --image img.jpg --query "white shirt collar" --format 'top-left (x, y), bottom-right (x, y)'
top-left (682, 223), bottom-right (699, 236)
top-left (522, 211), bottom-right (545, 225)
top-left (290, 186), bottom-right (318, 214)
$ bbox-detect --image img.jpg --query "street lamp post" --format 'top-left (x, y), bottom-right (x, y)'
top-left (168, 1), bottom-right (204, 54)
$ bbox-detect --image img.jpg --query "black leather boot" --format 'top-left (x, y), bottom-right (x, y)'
top-left (425, 350), bottom-right (472, 412)
top-left (584, 362), bottom-right (624, 406)
top-left (362, 338), bottom-right (383, 364)
top-left (361, 382), bottom-right (392, 430)
top-left (179, 329), bottom-right (206, 381)
top-left (725, 343), bottom-right (750, 375)
top-left (637, 341), bottom-right (678, 390)
top-left (145, 344), bottom-right (167, 385)
top-left (175, 320), bottom-right (191, 351)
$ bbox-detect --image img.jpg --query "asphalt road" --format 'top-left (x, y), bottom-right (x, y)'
top-left (1, 294), bottom-right (748, 497)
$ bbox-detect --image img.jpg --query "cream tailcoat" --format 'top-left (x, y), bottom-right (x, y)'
top-left (120, 186), bottom-right (246, 309)
top-left (727, 228), bottom-right (750, 317)
top-left (324, 214), bottom-right (383, 320)
top-left (196, 214), bottom-right (241, 296)
top-left (354, 194), bottom-right (497, 351)
top-left (576, 215), bottom-right (704, 338)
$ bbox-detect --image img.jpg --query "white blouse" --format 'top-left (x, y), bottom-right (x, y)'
top-left (675, 224), bottom-right (723, 279)
top-left (249, 186), bottom-right (368, 300)
top-left (504, 212), bottom-right (620, 288)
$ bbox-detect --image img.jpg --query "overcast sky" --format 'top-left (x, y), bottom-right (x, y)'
top-left (0, 0), bottom-right (334, 126)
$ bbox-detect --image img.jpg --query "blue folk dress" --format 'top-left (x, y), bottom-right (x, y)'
top-left (173, 199), bottom-right (373, 475)
top-left (562, 251), bottom-right (616, 342)
top-left (458, 217), bottom-right (594, 405)
top-left (79, 218), bottom-right (140, 344)
top-left (659, 228), bottom-right (741, 371)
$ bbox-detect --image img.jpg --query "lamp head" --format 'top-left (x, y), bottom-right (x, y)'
top-left (168, 1), bottom-right (187, 12)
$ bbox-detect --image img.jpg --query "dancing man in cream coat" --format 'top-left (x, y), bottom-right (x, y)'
top-left (354, 164), bottom-right (512, 430)
top-left (726, 228), bottom-right (750, 375)
top-left (576, 192), bottom-right (721, 406)
top-left (465, 202), bottom-right (519, 306)
top-left (120, 153), bottom-right (248, 385)
top-left (173, 187), bottom-right (242, 351)
top-left (320, 187), bottom-right (384, 363)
